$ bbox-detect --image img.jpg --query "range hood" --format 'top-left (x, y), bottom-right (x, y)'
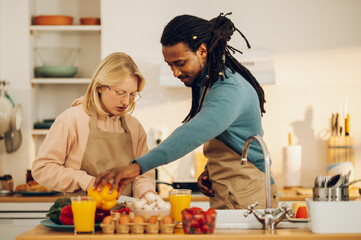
top-left (159, 49), bottom-right (275, 87)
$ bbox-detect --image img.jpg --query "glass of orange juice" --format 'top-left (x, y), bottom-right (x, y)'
top-left (71, 196), bottom-right (97, 234)
top-left (169, 189), bottom-right (192, 225)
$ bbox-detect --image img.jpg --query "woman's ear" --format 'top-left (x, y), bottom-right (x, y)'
top-left (97, 86), bottom-right (104, 94)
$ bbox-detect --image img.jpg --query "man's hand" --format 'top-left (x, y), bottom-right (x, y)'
top-left (94, 163), bottom-right (141, 196)
top-left (197, 168), bottom-right (215, 197)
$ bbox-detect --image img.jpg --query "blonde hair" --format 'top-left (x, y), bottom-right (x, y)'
top-left (84, 52), bottom-right (146, 117)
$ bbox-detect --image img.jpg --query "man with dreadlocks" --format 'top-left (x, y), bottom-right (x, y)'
top-left (95, 13), bottom-right (279, 209)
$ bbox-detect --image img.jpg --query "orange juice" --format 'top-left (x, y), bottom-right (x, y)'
top-left (169, 189), bottom-right (192, 223)
top-left (71, 196), bottom-right (96, 233)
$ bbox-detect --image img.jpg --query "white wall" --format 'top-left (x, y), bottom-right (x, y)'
top-left (0, 0), bottom-right (360, 189)
top-left (101, 0), bottom-right (361, 187)
top-left (0, 0), bottom-right (2, 79)
top-left (0, 0), bottom-right (32, 185)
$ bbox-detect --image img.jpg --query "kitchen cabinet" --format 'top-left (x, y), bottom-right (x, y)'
top-left (28, 0), bottom-right (101, 156)
top-left (0, 200), bottom-right (53, 240)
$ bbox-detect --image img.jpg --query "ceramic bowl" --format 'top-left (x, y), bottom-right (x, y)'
top-left (34, 66), bottom-right (78, 78)
top-left (80, 17), bottom-right (100, 25)
top-left (34, 15), bottom-right (73, 25)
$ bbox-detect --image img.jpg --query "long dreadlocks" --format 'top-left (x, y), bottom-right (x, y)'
top-left (160, 13), bottom-right (266, 123)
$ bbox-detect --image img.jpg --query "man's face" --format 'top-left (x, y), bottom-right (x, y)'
top-left (162, 42), bottom-right (207, 87)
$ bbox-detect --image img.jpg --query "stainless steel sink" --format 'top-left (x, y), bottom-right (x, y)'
top-left (215, 209), bottom-right (309, 229)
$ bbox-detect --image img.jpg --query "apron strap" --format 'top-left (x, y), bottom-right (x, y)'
top-left (197, 86), bottom-right (210, 112)
top-left (88, 106), bottom-right (130, 135)
top-left (120, 116), bottom-right (131, 134)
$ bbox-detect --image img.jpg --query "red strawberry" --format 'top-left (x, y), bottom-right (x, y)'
top-left (189, 219), bottom-right (200, 228)
top-left (189, 207), bottom-right (203, 215)
top-left (201, 223), bottom-right (210, 233)
top-left (193, 213), bottom-right (205, 225)
top-left (182, 209), bottom-right (193, 221)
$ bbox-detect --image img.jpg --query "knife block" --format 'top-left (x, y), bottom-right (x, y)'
top-left (327, 136), bottom-right (355, 179)
top-left (327, 136), bottom-right (354, 165)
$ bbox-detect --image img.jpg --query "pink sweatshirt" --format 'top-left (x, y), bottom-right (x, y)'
top-left (31, 98), bottom-right (155, 198)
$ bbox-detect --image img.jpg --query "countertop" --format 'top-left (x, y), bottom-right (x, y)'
top-left (1, 188), bottom-right (360, 203)
top-left (0, 192), bottom-right (65, 203)
top-left (16, 224), bottom-right (361, 240)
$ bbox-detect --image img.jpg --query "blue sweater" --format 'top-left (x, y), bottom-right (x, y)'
top-left (135, 67), bottom-right (268, 176)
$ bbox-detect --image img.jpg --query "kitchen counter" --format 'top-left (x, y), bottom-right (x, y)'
top-left (0, 193), bottom-right (64, 203)
top-left (2, 188), bottom-right (359, 203)
top-left (16, 224), bottom-right (361, 240)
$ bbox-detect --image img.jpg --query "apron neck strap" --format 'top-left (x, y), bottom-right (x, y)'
top-left (120, 115), bottom-right (131, 134)
top-left (89, 110), bottom-right (131, 134)
top-left (197, 86), bottom-right (210, 112)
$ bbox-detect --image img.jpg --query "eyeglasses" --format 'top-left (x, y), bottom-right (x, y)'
top-left (106, 86), bottom-right (141, 102)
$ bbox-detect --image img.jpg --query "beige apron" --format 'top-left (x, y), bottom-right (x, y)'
top-left (204, 138), bottom-right (279, 209)
top-left (79, 113), bottom-right (134, 196)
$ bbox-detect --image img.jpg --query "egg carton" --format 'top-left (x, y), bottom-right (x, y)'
top-left (100, 211), bottom-right (175, 234)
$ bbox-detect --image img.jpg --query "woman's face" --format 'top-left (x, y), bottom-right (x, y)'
top-left (98, 75), bottom-right (139, 116)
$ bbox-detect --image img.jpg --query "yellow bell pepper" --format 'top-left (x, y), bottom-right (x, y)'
top-left (88, 183), bottom-right (118, 210)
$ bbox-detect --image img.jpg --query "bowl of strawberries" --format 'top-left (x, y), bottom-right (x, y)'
top-left (181, 207), bottom-right (217, 234)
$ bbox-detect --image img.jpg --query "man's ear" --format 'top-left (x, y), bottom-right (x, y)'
top-left (197, 43), bottom-right (208, 59)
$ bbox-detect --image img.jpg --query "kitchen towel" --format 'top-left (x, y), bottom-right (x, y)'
top-left (283, 145), bottom-right (302, 187)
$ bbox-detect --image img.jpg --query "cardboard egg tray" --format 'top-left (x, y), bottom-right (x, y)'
top-left (100, 212), bottom-right (175, 234)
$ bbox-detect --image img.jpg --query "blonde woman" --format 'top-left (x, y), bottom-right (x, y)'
top-left (32, 52), bottom-right (155, 198)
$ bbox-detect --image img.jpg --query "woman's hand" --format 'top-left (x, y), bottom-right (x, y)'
top-left (94, 163), bottom-right (141, 196)
top-left (197, 168), bottom-right (215, 197)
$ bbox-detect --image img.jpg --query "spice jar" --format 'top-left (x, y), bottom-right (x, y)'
top-left (2, 175), bottom-right (13, 192)
top-left (26, 169), bottom-right (34, 183)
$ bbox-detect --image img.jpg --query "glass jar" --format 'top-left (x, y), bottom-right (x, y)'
top-left (3, 175), bottom-right (13, 192)
top-left (26, 169), bottom-right (34, 183)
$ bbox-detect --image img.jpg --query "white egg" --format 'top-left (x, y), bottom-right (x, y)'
top-left (156, 199), bottom-right (168, 209)
top-left (133, 199), bottom-right (146, 210)
top-left (144, 192), bottom-right (156, 202)
top-left (125, 201), bottom-right (133, 208)
top-left (155, 194), bottom-right (163, 201)
top-left (143, 203), bottom-right (154, 210)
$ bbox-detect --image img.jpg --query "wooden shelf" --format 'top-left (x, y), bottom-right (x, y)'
top-left (31, 129), bottom-right (49, 136)
top-left (30, 78), bottom-right (91, 84)
top-left (29, 25), bottom-right (101, 32)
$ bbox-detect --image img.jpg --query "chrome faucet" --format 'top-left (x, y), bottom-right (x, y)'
top-left (241, 135), bottom-right (291, 231)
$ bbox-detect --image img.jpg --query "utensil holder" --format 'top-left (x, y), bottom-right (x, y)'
top-left (313, 187), bottom-right (329, 201)
top-left (313, 186), bottom-right (349, 201)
